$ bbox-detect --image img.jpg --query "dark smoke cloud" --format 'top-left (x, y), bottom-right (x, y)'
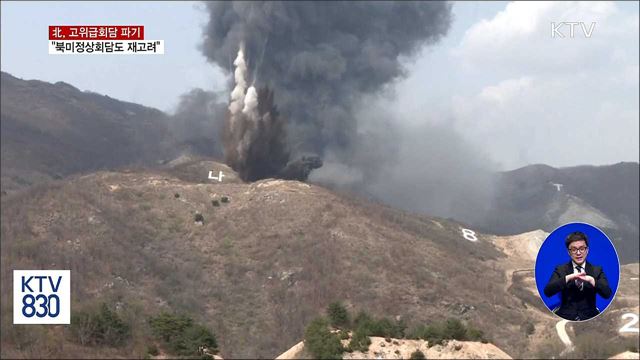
top-left (201, 1), bottom-right (453, 177)
top-left (199, 1), bottom-right (495, 225)
top-left (169, 88), bottom-right (227, 158)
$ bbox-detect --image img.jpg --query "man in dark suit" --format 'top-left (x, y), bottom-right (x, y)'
top-left (544, 231), bottom-right (612, 321)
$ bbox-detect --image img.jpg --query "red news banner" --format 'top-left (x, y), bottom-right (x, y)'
top-left (48, 25), bottom-right (164, 55)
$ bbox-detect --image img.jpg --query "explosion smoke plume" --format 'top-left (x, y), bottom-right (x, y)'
top-left (204, 2), bottom-right (452, 182)
top-left (223, 46), bottom-right (292, 181)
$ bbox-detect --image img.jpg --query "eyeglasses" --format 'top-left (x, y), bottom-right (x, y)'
top-left (569, 247), bottom-right (588, 254)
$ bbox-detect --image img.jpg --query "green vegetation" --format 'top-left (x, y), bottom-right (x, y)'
top-left (212, 199), bottom-right (220, 207)
top-left (352, 310), bottom-right (405, 339)
top-left (304, 317), bottom-right (344, 359)
top-left (337, 309), bottom-right (404, 353)
top-left (407, 318), bottom-right (485, 346)
top-left (69, 303), bottom-right (130, 347)
top-left (148, 312), bottom-right (217, 358)
top-left (304, 304), bottom-right (487, 356)
top-left (410, 350), bottom-right (426, 359)
top-left (146, 344), bottom-right (159, 356)
top-left (347, 327), bottom-right (371, 352)
top-left (327, 302), bottom-right (350, 329)
top-left (221, 196), bottom-right (229, 203)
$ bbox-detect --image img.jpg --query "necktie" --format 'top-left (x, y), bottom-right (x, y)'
top-left (576, 266), bottom-right (584, 291)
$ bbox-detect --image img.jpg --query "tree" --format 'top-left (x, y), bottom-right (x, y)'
top-left (149, 312), bottom-right (193, 343)
top-left (327, 302), bottom-right (350, 329)
top-left (304, 317), bottom-right (343, 359)
top-left (348, 327), bottom-right (371, 353)
top-left (442, 318), bottom-right (467, 340)
top-left (149, 312), bottom-right (218, 357)
top-left (353, 311), bottom-right (373, 330)
top-left (69, 303), bottom-right (130, 347)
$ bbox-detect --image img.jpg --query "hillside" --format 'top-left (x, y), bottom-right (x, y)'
top-left (479, 163), bottom-right (640, 264)
top-left (1, 159), bottom-right (638, 358)
top-left (3, 72), bottom-right (636, 267)
top-left (0, 72), bottom-right (177, 193)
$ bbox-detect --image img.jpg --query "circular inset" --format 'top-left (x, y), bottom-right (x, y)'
top-left (535, 222), bottom-right (620, 321)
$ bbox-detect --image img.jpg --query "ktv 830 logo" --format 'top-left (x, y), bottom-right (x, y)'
top-left (13, 270), bottom-right (70, 324)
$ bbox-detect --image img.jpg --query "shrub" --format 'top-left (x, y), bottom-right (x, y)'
top-left (568, 331), bottom-right (634, 359)
top-left (148, 312), bottom-right (217, 357)
top-left (442, 318), bottom-right (467, 340)
top-left (327, 302), bottom-right (350, 329)
top-left (395, 317), bottom-right (407, 338)
top-left (370, 317), bottom-right (400, 338)
top-left (466, 327), bottom-right (485, 342)
top-left (149, 312), bottom-right (192, 342)
top-left (521, 322), bottom-right (535, 336)
top-left (409, 318), bottom-right (485, 346)
top-left (69, 303), bottom-right (130, 347)
top-left (304, 317), bottom-right (344, 359)
top-left (174, 193), bottom-right (180, 198)
top-left (221, 196), bottom-right (229, 203)
top-left (194, 213), bottom-right (204, 223)
top-left (354, 313), bottom-right (403, 338)
top-left (147, 344), bottom-right (159, 356)
top-left (348, 327), bottom-right (371, 353)
top-left (410, 350), bottom-right (426, 359)
top-left (211, 200), bottom-right (220, 207)
top-left (420, 324), bottom-right (444, 346)
top-left (353, 311), bottom-right (373, 329)
top-left (345, 310), bottom-right (405, 352)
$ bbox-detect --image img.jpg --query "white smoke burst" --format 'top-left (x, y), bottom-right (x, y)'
top-left (242, 85), bottom-right (259, 118)
top-left (228, 45), bottom-right (248, 118)
top-left (227, 45), bottom-right (261, 164)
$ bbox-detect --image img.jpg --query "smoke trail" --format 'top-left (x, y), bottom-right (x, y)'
top-left (202, 1), bottom-right (452, 181)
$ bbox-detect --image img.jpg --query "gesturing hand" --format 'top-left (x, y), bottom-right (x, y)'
top-left (565, 273), bottom-right (582, 283)
top-left (575, 273), bottom-right (596, 287)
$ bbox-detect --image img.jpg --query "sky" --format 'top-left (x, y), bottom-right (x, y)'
top-left (1, 1), bottom-right (638, 170)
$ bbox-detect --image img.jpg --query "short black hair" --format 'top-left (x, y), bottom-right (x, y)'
top-left (565, 231), bottom-right (589, 249)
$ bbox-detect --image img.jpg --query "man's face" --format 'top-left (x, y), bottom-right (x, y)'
top-left (568, 240), bottom-right (589, 265)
